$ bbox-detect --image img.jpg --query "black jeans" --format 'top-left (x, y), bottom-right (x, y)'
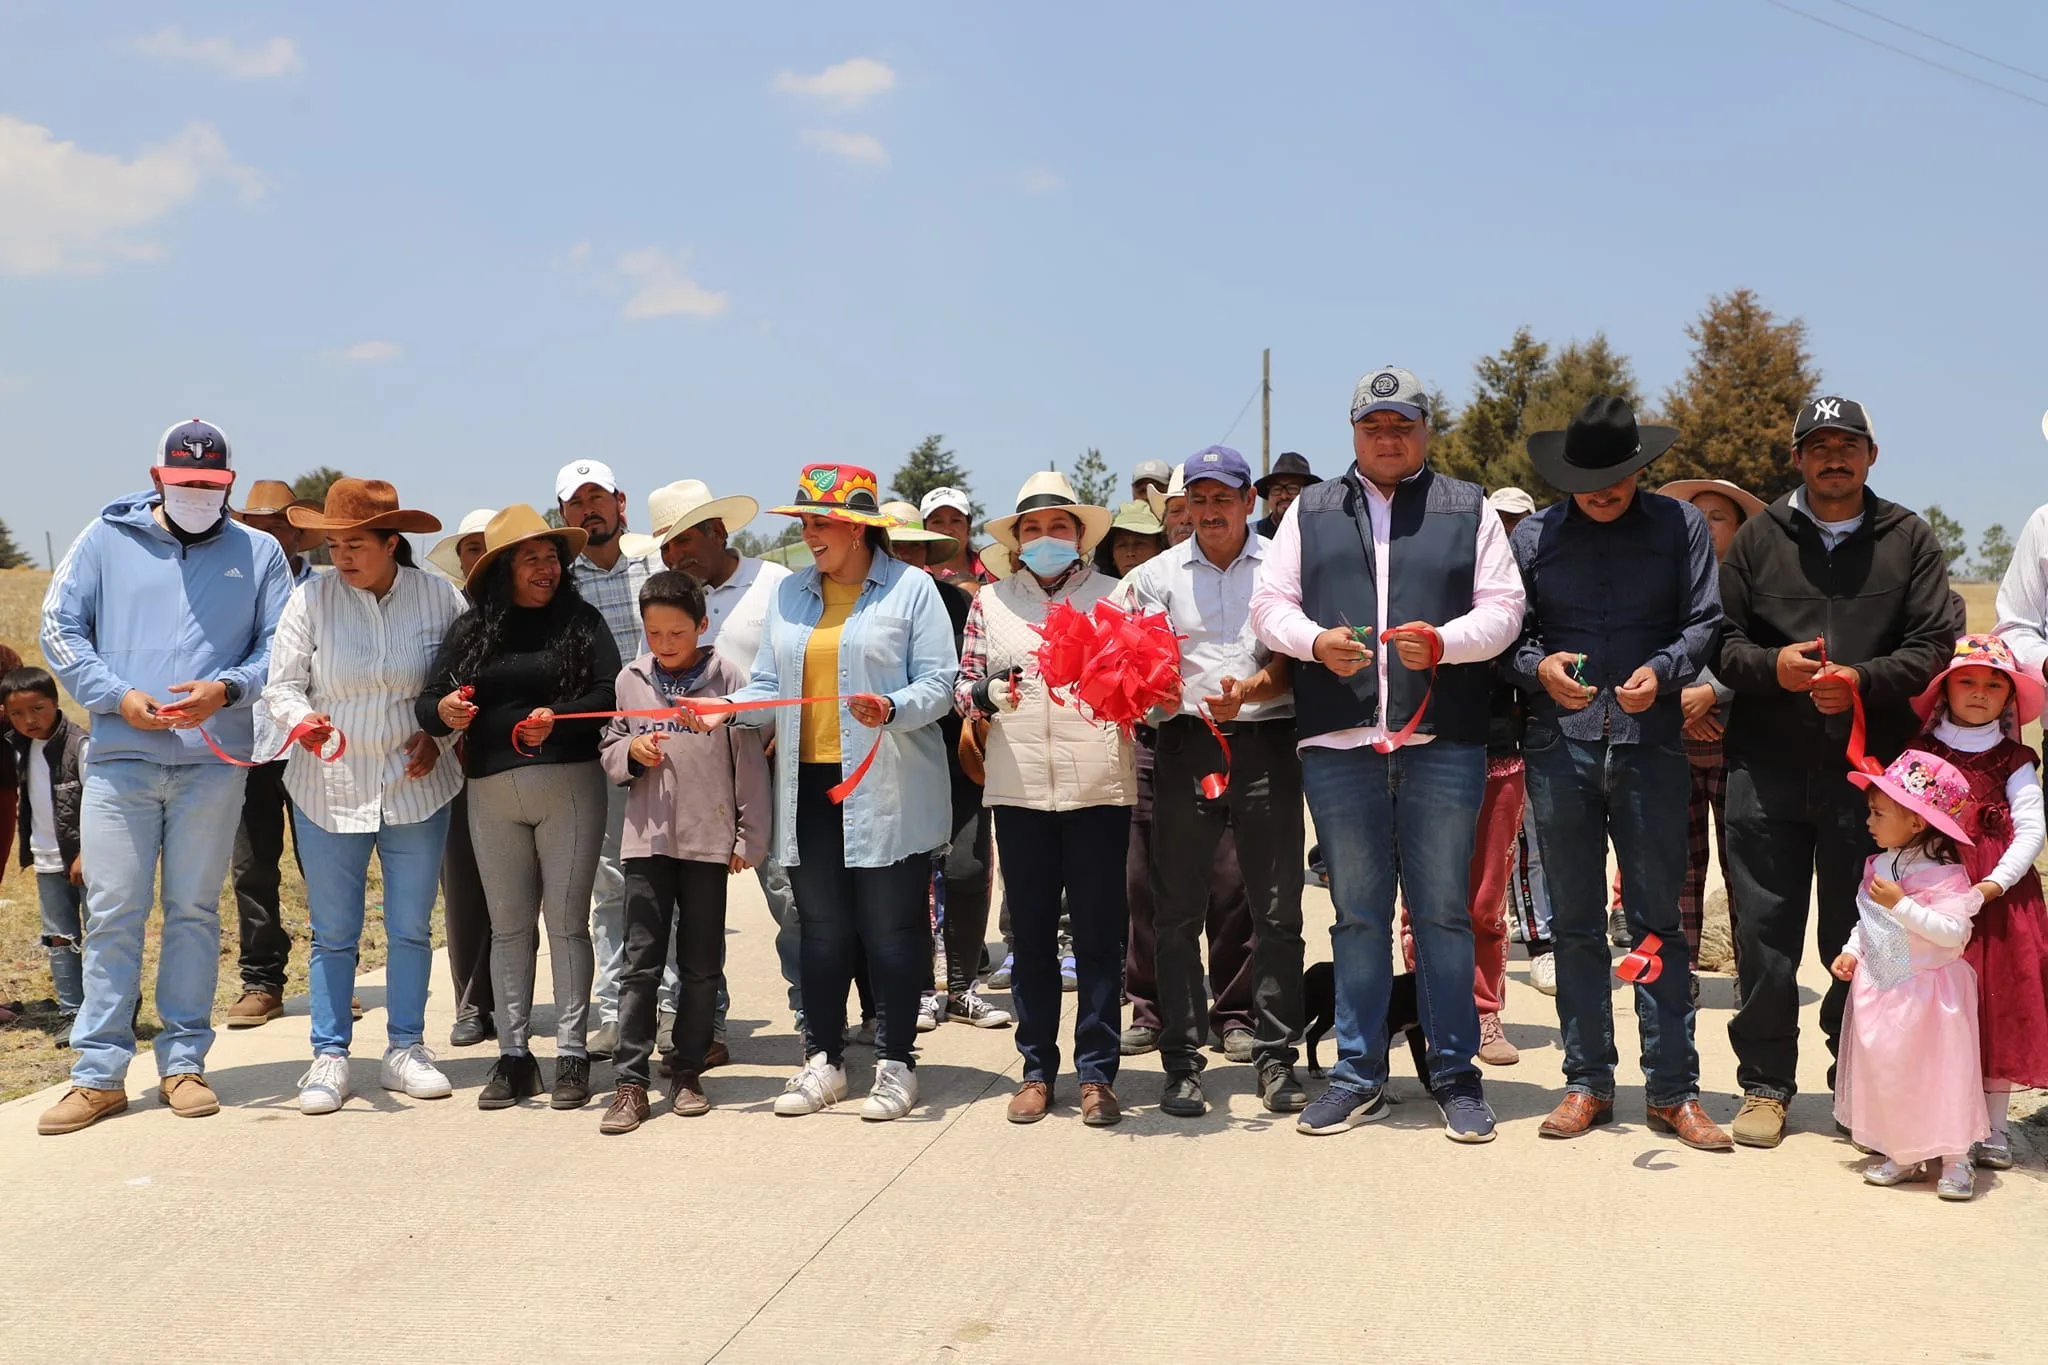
top-left (440, 785), bottom-right (495, 1020)
top-left (1151, 716), bottom-right (1305, 1073)
top-left (788, 764), bottom-right (929, 1067)
top-left (994, 802), bottom-right (1131, 1087)
top-left (935, 804), bottom-right (993, 996)
top-left (1724, 756), bottom-right (1874, 1100)
top-left (617, 855), bottom-right (728, 1085)
top-left (231, 759), bottom-right (299, 991)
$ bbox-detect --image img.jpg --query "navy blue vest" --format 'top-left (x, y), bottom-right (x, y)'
top-left (1293, 466), bottom-right (1491, 744)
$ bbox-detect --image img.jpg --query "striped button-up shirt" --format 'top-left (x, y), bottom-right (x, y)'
top-left (571, 549), bottom-right (654, 663)
top-left (262, 565), bottom-right (469, 833)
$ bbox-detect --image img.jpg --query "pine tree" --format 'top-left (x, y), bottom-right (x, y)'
top-left (1921, 504), bottom-right (1968, 572)
top-left (1066, 447), bottom-right (1116, 507)
top-left (890, 435), bottom-right (980, 520)
top-left (0, 517), bottom-right (29, 569)
top-left (1657, 289), bottom-right (1820, 499)
top-left (291, 467), bottom-right (347, 504)
top-left (1433, 327), bottom-right (1550, 490)
top-left (1972, 524), bottom-right (2015, 582)
top-left (1525, 333), bottom-right (1646, 437)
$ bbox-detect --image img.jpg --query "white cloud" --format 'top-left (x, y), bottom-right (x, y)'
top-left (771, 57), bottom-right (896, 108)
top-left (338, 340), bottom-right (402, 362)
top-left (1019, 168), bottom-right (1063, 194)
top-left (0, 115), bottom-right (263, 276)
top-left (131, 27), bottom-right (303, 79)
top-left (618, 249), bottom-right (728, 321)
top-left (801, 129), bottom-right (888, 164)
top-left (567, 240), bottom-right (592, 263)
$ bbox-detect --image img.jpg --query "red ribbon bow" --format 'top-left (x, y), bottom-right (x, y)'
top-left (1616, 931), bottom-right (1665, 985)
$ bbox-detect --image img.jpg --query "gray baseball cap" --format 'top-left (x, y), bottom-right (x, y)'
top-left (1131, 459), bottom-right (1173, 489)
top-left (1350, 366), bottom-right (1431, 424)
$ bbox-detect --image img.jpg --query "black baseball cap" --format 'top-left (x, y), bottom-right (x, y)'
top-left (156, 418), bottom-right (234, 487)
top-left (1792, 396), bottom-right (1874, 448)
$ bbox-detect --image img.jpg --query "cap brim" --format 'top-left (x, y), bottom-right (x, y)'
top-left (1795, 422), bottom-right (1873, 448)
top-left (1527, 426), bottom-right (1680, 495)
top-left (1351, 401), bottom-right (1425, 423)
top-left (1846, 770), bottom-right (1974, 846)
top-left (157, 467), bottom-right (234, 488)
top-left (768, 502), bottom-right (898, 529)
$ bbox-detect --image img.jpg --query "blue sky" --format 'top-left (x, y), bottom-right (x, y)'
top-left (3, 1), bottom-right (2045, 566)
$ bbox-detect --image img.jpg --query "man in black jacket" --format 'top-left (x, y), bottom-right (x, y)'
top-left (1716, 396), bottom-right (1962, 1148)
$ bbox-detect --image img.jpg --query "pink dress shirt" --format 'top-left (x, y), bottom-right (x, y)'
top-left (1250, 465), bottom-right (1525, 751)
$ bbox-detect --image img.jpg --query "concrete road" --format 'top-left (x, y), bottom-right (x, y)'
top-left (3, 868), bottom-right (2041, 1364)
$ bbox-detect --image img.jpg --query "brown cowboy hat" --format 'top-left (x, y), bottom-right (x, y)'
top-left (462, 504), bottom-right (588, 594)
top-left (231, 479), bottom-right (321, 521)
top-left (287, 478), bottom-right (443, 535)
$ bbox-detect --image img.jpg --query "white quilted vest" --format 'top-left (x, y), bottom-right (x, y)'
top-left (980, 566), bottom-right (1135, 811)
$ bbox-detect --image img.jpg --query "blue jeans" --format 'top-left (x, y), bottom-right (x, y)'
top-left (293, 805), bottom-right (453, 1057)
top-left (1523, 732), bottom-right (1698, 1106)
top-left (1301, 741), bottom-right (1485, 1094)
top-left (37, 872), bottom-right (87, 1016)
top-left (70, 759), bottom-right (248, 1088)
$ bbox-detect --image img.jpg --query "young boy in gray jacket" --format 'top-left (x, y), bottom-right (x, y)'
top-left (597, 572), bottom-right (769, 1132)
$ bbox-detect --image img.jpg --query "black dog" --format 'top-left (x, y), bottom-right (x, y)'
top-left (1302, 961), bottom-right (1430, 1081)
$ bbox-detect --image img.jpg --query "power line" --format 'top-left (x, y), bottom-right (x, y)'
top-left (1759, 0), bottom-right (2048, 112)
top-left (1827, 0), bottom-right (2048, 88)
top-left (1219, 379), bottom-right (1262, 447)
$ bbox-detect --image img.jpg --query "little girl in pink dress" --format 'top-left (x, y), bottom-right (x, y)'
top-left (1833, 749), bottom-right (1989, 1201)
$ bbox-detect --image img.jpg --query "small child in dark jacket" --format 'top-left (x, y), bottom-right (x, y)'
top-left (5, 667), bottom-right (89, 1021)
top-left (597, 573), bottom-right (769, 1132)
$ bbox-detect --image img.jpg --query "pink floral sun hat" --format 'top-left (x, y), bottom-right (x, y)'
top-left (1912, 633), bottom-right (2044, 728)
top-left (1848, 748), bottom-right (1976, 846)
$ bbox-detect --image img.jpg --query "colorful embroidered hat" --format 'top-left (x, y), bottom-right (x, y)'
top-left (1912, 633), bottom-right (2044, 727)
top-left (1848, 748), bottom-right (1976, 846)
top-left (768, 464), bottom-right (897, 528)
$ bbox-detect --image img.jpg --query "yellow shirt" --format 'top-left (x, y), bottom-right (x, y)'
top-left (800, 576), bottom-right (862, 763)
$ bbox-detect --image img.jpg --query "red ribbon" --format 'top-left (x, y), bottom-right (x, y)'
top-left (1816, 637), bottom-right (1881, 775)
top-left (1372, 625), bottom-right (1444, 754)
top-left (1616, 931), bottom-right (1665, 985)
top-left (509, 694), bottom-right (887, 804)
top-left (200, 715), bottom-right (347, 769)
top-left (1197, 706), bottom-right (1233, 799)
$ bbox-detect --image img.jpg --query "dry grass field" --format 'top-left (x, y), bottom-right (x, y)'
top-left (0, 566), bottom-right (422, 1100)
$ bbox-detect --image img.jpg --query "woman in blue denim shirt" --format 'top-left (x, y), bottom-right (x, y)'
top-left (696, 464), bottom-right (958, 1122)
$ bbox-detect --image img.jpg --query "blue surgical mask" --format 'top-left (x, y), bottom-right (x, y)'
top-left (1017, 535), bottom-right (1081, 576)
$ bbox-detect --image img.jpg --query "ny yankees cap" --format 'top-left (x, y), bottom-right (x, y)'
top-left (155, 418), bottom-right (234, 487)
top-left (1182, 445), bottom-right (1252, 489)
top-left (1351, 367), bottom-right (1431, 424)
top-left (1792, 396), bottom-right (1874, 447)
top-left (555, 459), bottom-right (620, 502)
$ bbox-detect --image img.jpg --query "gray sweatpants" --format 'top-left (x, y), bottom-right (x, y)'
top-left (468, 761), bottom-right (607, 1059)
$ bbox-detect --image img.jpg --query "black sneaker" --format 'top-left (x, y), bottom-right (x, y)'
top-left (551, 1056), bottom-right (592, 1110)
top-left (1159, 1071), bottom-right (1207, 1118)
top-left (1259, 1061), bottom-right (1307, 1113)
top-left (477, 1053), bottom-right (542, 1110)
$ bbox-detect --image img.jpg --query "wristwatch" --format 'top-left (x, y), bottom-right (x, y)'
top-left (220, 678), bottom-right (244, 707)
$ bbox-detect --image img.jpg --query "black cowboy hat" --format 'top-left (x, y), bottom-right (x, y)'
top-left (1526, 396), bottom-right (1680, 495)
top-left (1254, 451), bottom-right (1317, 498)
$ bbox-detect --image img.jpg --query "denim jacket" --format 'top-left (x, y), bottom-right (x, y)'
top-left (727, 552), bottom-right (959, 868)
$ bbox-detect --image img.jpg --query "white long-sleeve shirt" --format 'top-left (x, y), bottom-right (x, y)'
top-left (1931, 716), bottom-right (2045, 892)
top-left (1994, 504), bottom-right (2048, 674)
top-left (1249, 467), bottom-right (1524, 750)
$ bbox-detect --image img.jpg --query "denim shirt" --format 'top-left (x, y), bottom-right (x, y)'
top-left (727, 551), bottom-right (959, 868)
top-left (1508, 491), bottom-right (1722, 747)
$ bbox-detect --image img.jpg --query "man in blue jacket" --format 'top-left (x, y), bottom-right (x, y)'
top-left (36, 420), bottom-right (292, 1135)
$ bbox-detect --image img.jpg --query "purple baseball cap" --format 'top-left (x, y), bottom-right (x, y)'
top-left (1183, 445), bottom-right (1252, 489)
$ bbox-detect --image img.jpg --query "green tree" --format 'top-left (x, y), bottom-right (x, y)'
top-left (290, 467), bottom-right (349, 564)
top-left (1065, 447), bottom-right (1116, 507)
top-left (1433, 326), bottom-right (1550, 490)
top-left (1656, 289), bottom-right (1820, 499)
top-left (1921, 504), bottom-right (1969, 573)
top-left (1972, 523), bottom-right (2015, 582)
top-left (890, 435), bottom-right (980, 520)
top-left (1524, 333), bottom-right (1645, 437)
top-left (0, 518), bottom-right (29, 569)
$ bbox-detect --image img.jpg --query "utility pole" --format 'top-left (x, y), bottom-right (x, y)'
top-left (1261, 348), bottom-right (1271, 477)
top-left (45, 530), bottom-right (54, 571)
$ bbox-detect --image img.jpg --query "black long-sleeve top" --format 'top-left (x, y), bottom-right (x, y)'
top-left (416, 597), bottom-right (621, 779)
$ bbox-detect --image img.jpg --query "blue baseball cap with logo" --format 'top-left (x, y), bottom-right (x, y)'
top-left (1182, 444), bottom-right (1252, 490)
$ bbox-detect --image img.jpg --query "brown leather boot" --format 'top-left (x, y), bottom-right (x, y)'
top-left (1538, 1092), bottom-right (1614, 1138)
top-left (599, 1083), bottom-right (651, 1134)
top-left (1080, 1083), bottom-right (1122, 1127)
top-left (1647, 1099), bottom-right (1734, 1151)
top-left (158, 1073), bottom-right (219, 1118)
top-left (670, 1075), bottom-right (710, 1118)
top-left (38, 1086), bottom-right (128, 1135)
top-left (225, 989), bottom-right (283, 1029)
top-left (1007, 1080), bottom-right (1051, 1124)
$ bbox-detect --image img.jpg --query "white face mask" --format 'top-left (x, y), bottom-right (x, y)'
top-left (161, 485), bottom-right (229, 535)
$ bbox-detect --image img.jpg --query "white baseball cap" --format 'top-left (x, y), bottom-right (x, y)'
top-left (555, 459), bottom-right (620, 503)
top-left (920, 486), bottom-right (973, 519)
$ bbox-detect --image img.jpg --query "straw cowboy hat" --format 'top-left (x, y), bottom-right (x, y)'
top-left (986, 471), bottom-right (1113, 554)
top-left (1654, 478), bottom-right (1767, 521)
top-left (463, 504), bottom-right (588, 593)
top-left (428, 508), bottom-right (498, 583)
top-left (1526, 396), bottom-right (1681, 495)
top-left (231, 479), bottom-right (320, 521)
top-left (650, 479), bottom-right (761, 549)
top-left (979, 540), bottom-right (1014, 580)
top-left (879, 500), bottom-right (960, 550)
top-left (286, 478), bottom-right (442, 535)
top-left (768, 463), bottom-right (898, 528)
top-left (1144, 462), bottom-right (1186, 521)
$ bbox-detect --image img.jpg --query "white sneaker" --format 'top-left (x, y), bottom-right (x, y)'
top-left (380, 1043), bottom-right (453, 1099)
top-left (946, 989), bottom-right (1013, 1029)
top-left (1529, 953), bottom-right (1558, 996)
top-left (774, 1052), bottom-right (847, 1116)
top-left (917, 992), bottom-right (945, 1033)
top-left (861, 1058), bottom-right (918, 1122)
top-left (298, 1054), bottom-right (351, 1114)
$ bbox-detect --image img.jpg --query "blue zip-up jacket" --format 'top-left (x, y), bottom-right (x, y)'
top-left (40, 492), bottom-right (292, 765)
top-left (726, 551), bottom-right (958, 868)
